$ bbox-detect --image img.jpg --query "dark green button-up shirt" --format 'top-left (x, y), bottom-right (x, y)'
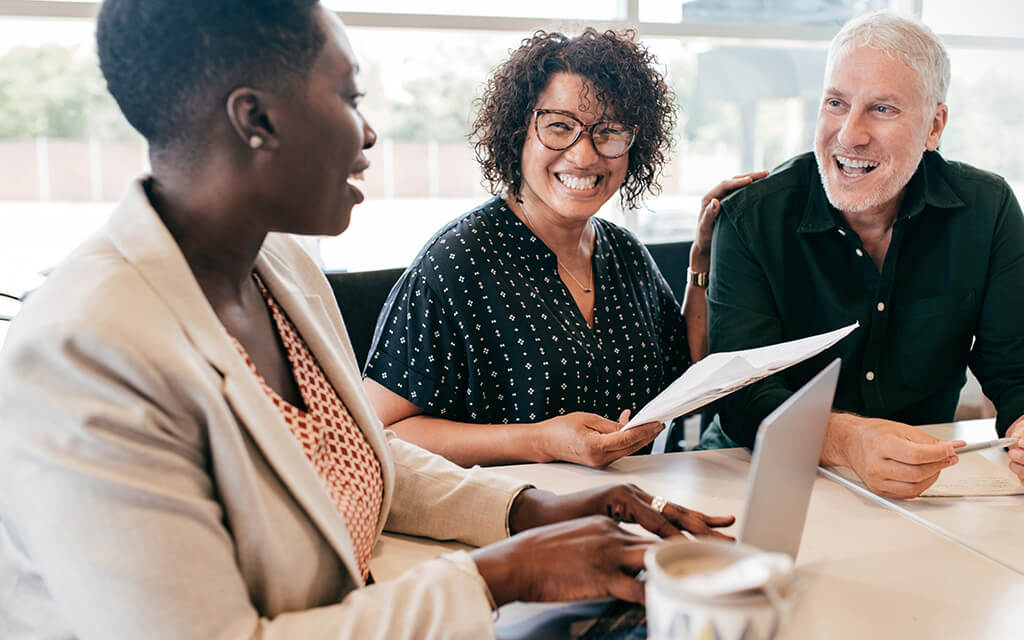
top-left (709, 150), bottom-right (1024, 447)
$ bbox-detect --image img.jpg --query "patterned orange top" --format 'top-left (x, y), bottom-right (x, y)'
top-left (232, 274), bottom-right (383, 582)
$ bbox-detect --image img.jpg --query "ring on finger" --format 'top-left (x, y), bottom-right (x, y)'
top-left (650, 495), bottom-right (668, 514)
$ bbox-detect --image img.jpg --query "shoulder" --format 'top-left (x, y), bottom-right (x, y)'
top-left (9, 235), bottom-right (183, 350)
top-left (593, 217), bottom-right (651, 263)
top-left (930, 151), bottom-right (1014, 199)
top-left (592, 218), bottom-right (676, 298)
top-left (598, 216), bottom-right (643, 252)
top-left (406, 197), bottom-right (512, 281)
top-left (598, 216), bottom-right (667, 278)
top-left (719, 152), bottom-right (819, 224)
top-left (923, 152), bottom-right (1022, 235)
top-left (0, 234), bottom-right (197, 416)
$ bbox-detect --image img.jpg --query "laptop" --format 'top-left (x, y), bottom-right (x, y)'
top-left (737, 358), bottom-right (841, 559)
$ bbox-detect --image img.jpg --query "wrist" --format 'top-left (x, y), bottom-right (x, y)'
top-left (508, 487), bottom-right (559, 533)
top-left (686, 267), bottom-right (709, 289)
top-left (688, 241), bottom-right (710, 270)
top-left (527, 418), bottom-right (558, 463)
top-left (469, 544), bottom-right (519, 607)
top-left (822, 412), bottom-right (859, 466)
top-left (1007, 415), bottom-right (1024, 439)
top-left (508, 487), bottom-right (537, 534)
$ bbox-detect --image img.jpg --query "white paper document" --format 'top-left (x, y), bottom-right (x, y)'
top-left (622, 322), bottom-right (859, 429)
top-left (827, 451), bottom-right (1024, 497)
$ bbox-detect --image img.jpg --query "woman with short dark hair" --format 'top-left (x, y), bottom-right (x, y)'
top-left (364, 29), bottom-right (762, 467)
top-left (0, 2), bottom-right (733, 638)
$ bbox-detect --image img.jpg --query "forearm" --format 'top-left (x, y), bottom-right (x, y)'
top-left (388, 414), bottom-right (551, 467)
top-left (682, 284), bottom-right (708, 362)
top-left (685, 242), bottom-right (711, 362)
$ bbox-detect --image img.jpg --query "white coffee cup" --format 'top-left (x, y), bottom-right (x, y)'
top-left (644, 539), bottom-right (798, 640)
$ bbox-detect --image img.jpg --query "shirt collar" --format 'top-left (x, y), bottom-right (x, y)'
top-left (488, 197), bottom-right (554, 264)
top-left (797, 150), bottom-right (966, 234)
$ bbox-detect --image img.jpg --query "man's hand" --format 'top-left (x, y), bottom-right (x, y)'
top-left (508, 484), bottom-right (735, 540)
top-left (825, 413), bottom-right (964, 499)
top-left (1005, 416), bottom-right (1024, 482)
top-left (537, 410), bottom-right (663, 468)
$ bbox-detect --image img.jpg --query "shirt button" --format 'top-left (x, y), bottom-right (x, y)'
top-left (865, 371), bottom-right (876, 381)
top-left (876, 302), bottom-right (885, 312)
top-left (855, 248), bottom-right (864, 257)
top-left (837, 228), bottom-right (847, 236)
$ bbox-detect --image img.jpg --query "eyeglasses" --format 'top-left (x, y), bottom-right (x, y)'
top-left (532, 109), bottom-right (637, 159)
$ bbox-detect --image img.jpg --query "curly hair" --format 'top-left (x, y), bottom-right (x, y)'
top-left (470, 28), bottom-right (676, 210)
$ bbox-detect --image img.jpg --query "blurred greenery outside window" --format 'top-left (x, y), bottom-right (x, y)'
top-left (1, 0), bottom-right (1023, 295)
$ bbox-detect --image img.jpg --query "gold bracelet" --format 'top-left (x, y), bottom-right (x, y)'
top-left (687, 267), bottom-right (709, 289)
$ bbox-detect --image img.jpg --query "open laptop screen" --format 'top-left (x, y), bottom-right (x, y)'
top-left (738, 358), bottom-right (841, 559)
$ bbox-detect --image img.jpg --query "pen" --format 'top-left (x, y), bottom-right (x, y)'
top-left (953, 437), bottom-right (1019, 454)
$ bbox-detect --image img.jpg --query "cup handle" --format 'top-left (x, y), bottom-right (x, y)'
top-left (762, 576), bottom-right (804, 640)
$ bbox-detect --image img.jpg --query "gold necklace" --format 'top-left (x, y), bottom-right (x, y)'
top-left (558, 261), bottom-right (593, 293)
top-left (511, 197), bottom-right (594, 294)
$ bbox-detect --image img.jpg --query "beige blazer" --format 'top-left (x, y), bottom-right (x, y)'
top-left (0, 180), bottom-right (528, 639)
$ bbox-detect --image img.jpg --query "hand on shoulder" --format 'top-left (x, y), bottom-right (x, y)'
top-left (691, 171), bottom-right (770, 271)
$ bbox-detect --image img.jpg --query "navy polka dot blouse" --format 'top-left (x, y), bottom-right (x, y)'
top-left (364, 197), bottom-right (690, 425)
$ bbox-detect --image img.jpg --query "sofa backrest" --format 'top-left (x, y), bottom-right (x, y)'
top-left (326, 240), bottom-right (693, 370)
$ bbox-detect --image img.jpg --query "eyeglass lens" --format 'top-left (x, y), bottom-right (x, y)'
top-left (535, 111), bottom-right (633, 158)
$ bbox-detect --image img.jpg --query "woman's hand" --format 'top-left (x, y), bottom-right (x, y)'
top-left (690, 171), bottom-right (769, 272)
top-left (509, 484), bottom-right (735, 540)
top-left (537, 410), bottom-right (663, 468)
top-left (471, 515), bottom-right (653, 605)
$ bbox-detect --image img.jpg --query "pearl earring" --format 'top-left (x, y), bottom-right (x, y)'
top-left (248, 135), bottom-right (264, 149)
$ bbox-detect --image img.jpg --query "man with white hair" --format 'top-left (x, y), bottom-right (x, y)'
top-left (707, 11), bottom-right (1024, 498)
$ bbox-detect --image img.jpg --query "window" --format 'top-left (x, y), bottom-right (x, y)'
top-left (923, 0), bottom-right (1024, 38)
top-left (1, 0), bottom-right (1022, 288)
top-left (323, 0), bottom-right (622, 20)
top-left (639, 0), bottom-right (889, 26)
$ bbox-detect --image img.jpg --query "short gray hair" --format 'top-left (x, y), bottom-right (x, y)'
top-left (827, 11), bottom-right (950, 106)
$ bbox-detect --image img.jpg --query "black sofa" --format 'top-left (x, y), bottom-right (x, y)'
top-left (325, 240), bottom-right (693, 370)
top-left (326, 240), bottom-right (695, 451)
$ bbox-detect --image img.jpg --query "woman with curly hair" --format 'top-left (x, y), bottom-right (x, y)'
top-left (364, 29), bottom-right (762, 467)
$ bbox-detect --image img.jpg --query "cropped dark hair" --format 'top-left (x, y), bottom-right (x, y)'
top-left (96, 0), bottom-right (326, 151)
top-left (470, 28), bottom-right (676, 209)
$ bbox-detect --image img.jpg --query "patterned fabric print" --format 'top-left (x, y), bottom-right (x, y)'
top-left (365, 196), bottom-right (690, 425)
top-left (235, 274), bottom-right (383, 583)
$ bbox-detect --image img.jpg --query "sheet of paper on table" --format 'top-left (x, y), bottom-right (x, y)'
top-left (622, 322), bottom-right (859, 430)
top-left (826, 451), bottom-right (1024, 497)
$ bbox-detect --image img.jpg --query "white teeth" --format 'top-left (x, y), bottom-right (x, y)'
top-left (557, 174), bottom-right (598, 191)
top-left (836, 155), bottom-right (879, 169)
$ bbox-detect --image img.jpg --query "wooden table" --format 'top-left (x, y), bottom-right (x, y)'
top-left (371, 427), bottom-right (1024, 639)
top-left (864, 419), bottom-right (1024, 576)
